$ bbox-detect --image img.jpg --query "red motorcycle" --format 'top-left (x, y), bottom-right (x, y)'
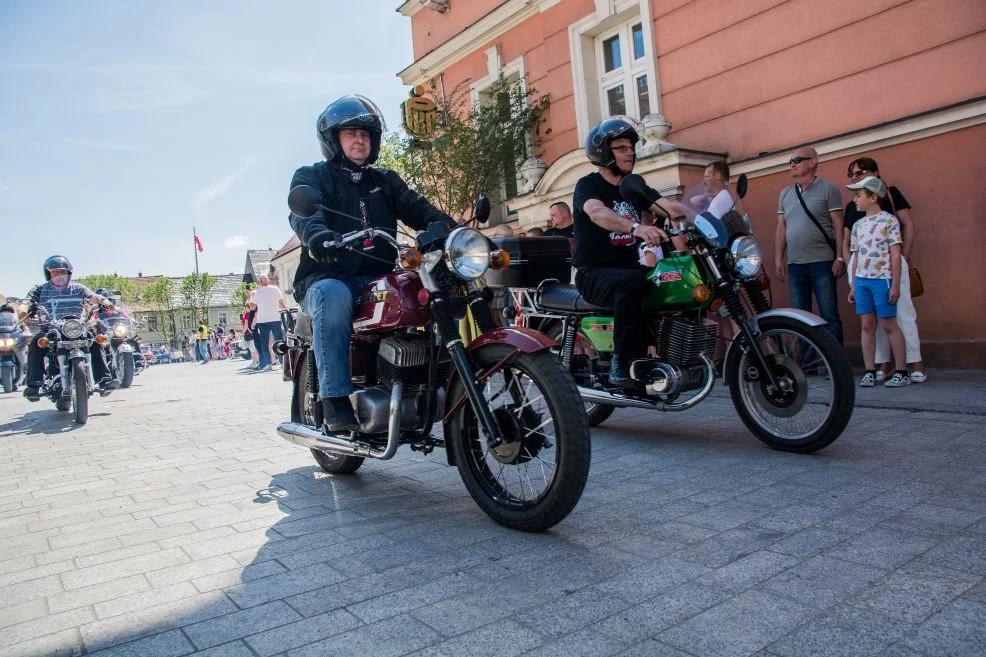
top-left (276, 186), bottom-right (590, 532)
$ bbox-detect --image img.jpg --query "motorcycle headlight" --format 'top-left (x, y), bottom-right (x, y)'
top-left (61, 319), bottom-right (85, 339)
top-left (0, 338), bottom-right (14, 348)
top-left (444, 227), bottom-right (490, 281)
top-left (728, 236), bottom-right (763, 278)
top-left (113, 323), bottom-right (129, 338)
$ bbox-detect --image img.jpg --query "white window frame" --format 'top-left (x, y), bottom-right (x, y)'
top-left (596, 21), bottom-right (650, 119)
top-left (570, 0), bottom-right (661, 144)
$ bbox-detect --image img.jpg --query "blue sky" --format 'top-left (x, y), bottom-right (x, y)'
top-left (0, 1), bottom-right (415, 297)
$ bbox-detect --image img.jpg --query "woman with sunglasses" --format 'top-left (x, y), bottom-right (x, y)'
top-left (842, 157), bottom-right (926, 383)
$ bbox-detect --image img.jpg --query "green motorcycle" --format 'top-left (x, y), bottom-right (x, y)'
top-left (497, 174), bottom-right (854, 454)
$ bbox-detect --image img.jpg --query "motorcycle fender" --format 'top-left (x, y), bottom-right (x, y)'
top-left (724, 308), bottom-right (827, 369)
top-left (118, 343), bottom-right (134, 353)
top-left (68, 349), bottom-right (86, 361)
top-left (442, 327), bottom-right (558, 465)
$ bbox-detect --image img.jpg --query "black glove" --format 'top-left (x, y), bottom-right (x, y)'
top-left (619, 174), bottom-right (662, 215)
top-left (308, 229), bottom-right (342, 264)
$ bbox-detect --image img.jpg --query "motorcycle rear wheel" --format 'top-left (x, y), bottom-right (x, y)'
top-left (448, 344), bottom-right (591, 532)
top-left (119, 352), bottom-right (134, 388)
top-left (71, 360), bottom-right (88, 425)
top-left (546, 324), bottom-right (616, 427)
top-left (296, 353), bottom-right (364, 475)
top-left (725, 316), bottom-right (854, 453)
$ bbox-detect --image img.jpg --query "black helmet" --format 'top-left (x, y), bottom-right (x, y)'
top-left (316, 94), bottom-right (386, 164)
top-left (585, 116), bottom-right (639, 173)
top-left (43, 255), bottom-right (73, 282)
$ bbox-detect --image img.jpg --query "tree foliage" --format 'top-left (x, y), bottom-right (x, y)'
top-left (76, 274), bottom-right (140, 304)
top-left (231, 282), bottom-right (258, 310)
top-left (178, 273), bottom-right (218, 323)
top-left (377, 76), bottom-right (550, 221)
top-left (141, 277), bottom-right (180, 348)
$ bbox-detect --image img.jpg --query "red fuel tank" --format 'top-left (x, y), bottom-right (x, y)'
top-left (353, 272), bottom-right (430, 333)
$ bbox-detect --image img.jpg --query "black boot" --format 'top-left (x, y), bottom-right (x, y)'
top-left (98, 376), bottom-right (119, 397)
top-left (23, 384), bottom-right (41, 402)
top-left (321, 396), bottom-right (358, 433)
top-left (607, 358), bottom-right (635, 388)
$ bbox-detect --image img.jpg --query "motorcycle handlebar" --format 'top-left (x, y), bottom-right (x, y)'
top-left (322, 228), bottom-right (400, 250)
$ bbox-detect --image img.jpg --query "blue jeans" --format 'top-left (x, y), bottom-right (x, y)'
top-left (300, 276), bottom-right (370, 398)
top-left (196, 341), bottom-right (209, 362)
top-left (255, 321), bottom-right (284, 368)
top-left (787, 261), bottom-right (843, 345)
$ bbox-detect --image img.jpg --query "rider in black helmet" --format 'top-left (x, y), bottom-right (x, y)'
top-left (22, 256), bottom-right (117, 400)
top-left (572, 116), bottom-right (685, 387)
top-left (288, 94), bottom-right (456, 432)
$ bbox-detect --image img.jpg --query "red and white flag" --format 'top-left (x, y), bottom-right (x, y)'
top-left (194, 235), bottom-right (204, 252)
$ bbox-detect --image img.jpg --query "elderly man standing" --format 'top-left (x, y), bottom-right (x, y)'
top-left (250, 274), bottom-right (287, 371)
top-left (545, 201), bottom-right (574, 238)
top-left (775, 146), bottom-right (846, 345)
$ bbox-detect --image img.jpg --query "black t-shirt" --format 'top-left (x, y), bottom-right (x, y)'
top-left (844, 185), bottom-right (911, 235)
top-left (544, 224), bottom-right (574, 238)
top-left (572, 172), bottom-right (649, 269)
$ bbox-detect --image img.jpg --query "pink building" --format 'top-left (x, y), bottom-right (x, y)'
top-left (398, 0), bottom-right (986, 367)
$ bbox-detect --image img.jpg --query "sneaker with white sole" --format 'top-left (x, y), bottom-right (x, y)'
top-left (875, 370), bottom-right (888, 383)
top-left (884, 372), bottom-right (911, 387)
top-left (859, 372), bottom-right (875, 387)
top-left (909, 371), bottom-right (927, 383)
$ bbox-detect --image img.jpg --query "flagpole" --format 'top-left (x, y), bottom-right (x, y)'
top-left (193, 226), bottom-right (200, 275)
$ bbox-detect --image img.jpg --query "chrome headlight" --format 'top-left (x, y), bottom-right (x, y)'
top-left (61, 319), bottom-right (85, 339)
top-left (0, 337), bottom-right (15, 348)
top-left (728, 236), bottom-right (763, 278)
top-left (112, 323), bottom-right (129, 338)
top-left (444, 227), bottom-right (490, 281)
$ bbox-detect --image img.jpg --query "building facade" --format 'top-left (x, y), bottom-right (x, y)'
top-left (398, 0), bottom-right (986, 366)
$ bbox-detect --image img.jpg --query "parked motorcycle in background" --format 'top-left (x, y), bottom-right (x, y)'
top-left (105, 316), bottom-right (138, 388)
top-left (0, 308), bottom-right (29, 393)
top-left (275, 186), bottom-right (591, 532)
top-left (503, 174), bottom-right (854, 454)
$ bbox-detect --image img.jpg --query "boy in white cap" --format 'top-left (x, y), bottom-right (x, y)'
top-left (847, 175), bottom-right (909, 387)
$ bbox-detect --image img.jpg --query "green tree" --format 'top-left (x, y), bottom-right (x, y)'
top-left (178, 273), bottom-right (218, 326)
top-left (378, 76), bottom-right (550, 221)
top-left (140, 277), bottom-right (180, 349)
top-left (76, 274), bottom-right (140, 304)
top-left (230, 282), bottom-right (258, 310)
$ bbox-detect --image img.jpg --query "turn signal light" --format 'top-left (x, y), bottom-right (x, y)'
top-left (38, 337), bottom-right (49, 348)
top-left (399, 247), bottom-right (422, 269)
top-left (490, 249), bottom-right (511, 270)
top-left (95, 334), bottom-right (107, 345)
top-left (692, 285), bottom-right (712, 303)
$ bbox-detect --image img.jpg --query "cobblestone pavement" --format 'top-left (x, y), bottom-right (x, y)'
top-left (1, 358), bottom-right (984, 657)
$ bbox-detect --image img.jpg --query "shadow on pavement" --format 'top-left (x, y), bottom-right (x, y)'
top-left (0, 408), bottom-right (88, 436)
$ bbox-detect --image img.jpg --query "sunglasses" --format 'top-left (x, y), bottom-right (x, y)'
top-left (611, 145), bottom-right (635, 154)
top-left (789, 156), bottom-right (813, 165)
top-left (848, 169), bottom-right (871, 179)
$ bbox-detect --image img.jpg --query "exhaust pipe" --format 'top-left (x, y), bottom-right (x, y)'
top-left (578, 356), bottom-right (716, 412)
top-left (276, 384), bottom-right (402, 460)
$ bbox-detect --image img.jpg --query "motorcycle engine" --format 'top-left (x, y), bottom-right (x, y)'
top-left (633, 317), bottom-right (717, 398)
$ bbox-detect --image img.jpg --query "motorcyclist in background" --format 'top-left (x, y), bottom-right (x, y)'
top-left (22, 256), bottom-right (118, 401)
top-left (288, 94), bottom-right (456, 432)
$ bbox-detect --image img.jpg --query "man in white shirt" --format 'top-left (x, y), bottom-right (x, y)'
top-left (704, 160), bottom-right (735, 219)
top-left (250, 274), bottom-right (286, 371)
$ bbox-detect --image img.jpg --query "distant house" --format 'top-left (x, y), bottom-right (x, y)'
top-left (244, 249), bottom-right (278, 285)
top-left (270, 235), bottom-right (302, 309)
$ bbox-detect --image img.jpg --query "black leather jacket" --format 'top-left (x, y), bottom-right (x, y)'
top-left (289, 161), bottom-right (454, 301)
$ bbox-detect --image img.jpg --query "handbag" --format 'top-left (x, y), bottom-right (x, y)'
top-left (884, 185), bottom-right (924, 297)
top-left (793, 184), bottom-right (837, 258)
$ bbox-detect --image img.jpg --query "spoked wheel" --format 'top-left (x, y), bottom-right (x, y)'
top-left (71, 360), bottom-right (89, 425)
top-left (547, 324), bottom-right (615, 427)
top-left (448, 344), bottom-right (590, 532)
top-left (296, 353), bottom-right (363, 475)
top-left (725, 316), bottom-right (854, 453)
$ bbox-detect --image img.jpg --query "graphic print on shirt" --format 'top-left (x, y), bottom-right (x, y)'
top-left (850, 211), bottom-right (901, 279)
top-left (608, 200), bottom-right (638, 247)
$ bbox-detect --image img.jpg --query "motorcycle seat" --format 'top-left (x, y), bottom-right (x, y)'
top-left (537, 283), bottom-right (612, 314)
top-left (295, 311), bottom-right (313, 339)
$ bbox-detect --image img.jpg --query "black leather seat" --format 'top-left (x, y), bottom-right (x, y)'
top-left (537, 282), bottom-right (612, 313)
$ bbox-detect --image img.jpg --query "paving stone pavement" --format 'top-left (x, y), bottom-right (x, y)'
top-left (1, 358), bottom-right (984, 657)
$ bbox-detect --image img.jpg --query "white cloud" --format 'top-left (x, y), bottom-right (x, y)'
top-left (224, 235), bottom-right (248, 248)
top-left (194, 156), bottom-right (259, 208)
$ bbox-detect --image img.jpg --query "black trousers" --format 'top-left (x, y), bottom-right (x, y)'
top-left (575, 266), bottom-right (647, 359)
top-left (26, 332), bottom-right (110, 387)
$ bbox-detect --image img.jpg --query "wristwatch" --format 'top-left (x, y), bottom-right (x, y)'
top-left (835, 257), bottom-right (845, 262)
top-left (628, 220), bottom-right (640, 236)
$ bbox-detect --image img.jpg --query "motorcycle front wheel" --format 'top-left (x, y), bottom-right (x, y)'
top-left (1, 366), bottom-right (12, 393)
top-left (71, 360), bottom-right (88, 425)
top-left (119, 352), bottom-right (134, 388)
top-left (725, 316), bottom-right (854, 453)
top-left (448, 344), bottom-right (591, 532)
top-left (295, 352), bottom-right (364, 475)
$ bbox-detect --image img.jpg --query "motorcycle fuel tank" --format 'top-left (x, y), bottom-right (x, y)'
top-left (353, 272), bottom-right (430, 333)
top-left (642, 253), bottom-right (713, 312)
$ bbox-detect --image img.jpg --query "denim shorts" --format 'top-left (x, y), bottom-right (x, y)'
top-left (854, 276), bottom-right (896, 319)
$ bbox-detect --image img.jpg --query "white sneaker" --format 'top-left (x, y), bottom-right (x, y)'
top-left (859, 373), bottom-right (875, 387)
top-left (885, 372), bottom-right (912, 387)
top-left (909, 371), bottom-right (927, 383)
top-left (875, 370), bottom-right (888, 382)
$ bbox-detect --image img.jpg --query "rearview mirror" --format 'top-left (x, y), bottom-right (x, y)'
top-left (736, 173), bottom-right (748, 199)
top-left (619, 174), bottom-right (660, 213)
top-left (473, 196), bottom-right (491, 224)
top-left (287, 185), bottom-right (324, 218)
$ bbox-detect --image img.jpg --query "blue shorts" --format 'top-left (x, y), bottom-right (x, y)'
top-left (854, 276), bottom-right (897, 319)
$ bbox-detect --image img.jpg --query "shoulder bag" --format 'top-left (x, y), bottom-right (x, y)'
top-left (885, 186), bottom-right (924, 297)
top-left (793, 183), bottom-right (837, 258)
